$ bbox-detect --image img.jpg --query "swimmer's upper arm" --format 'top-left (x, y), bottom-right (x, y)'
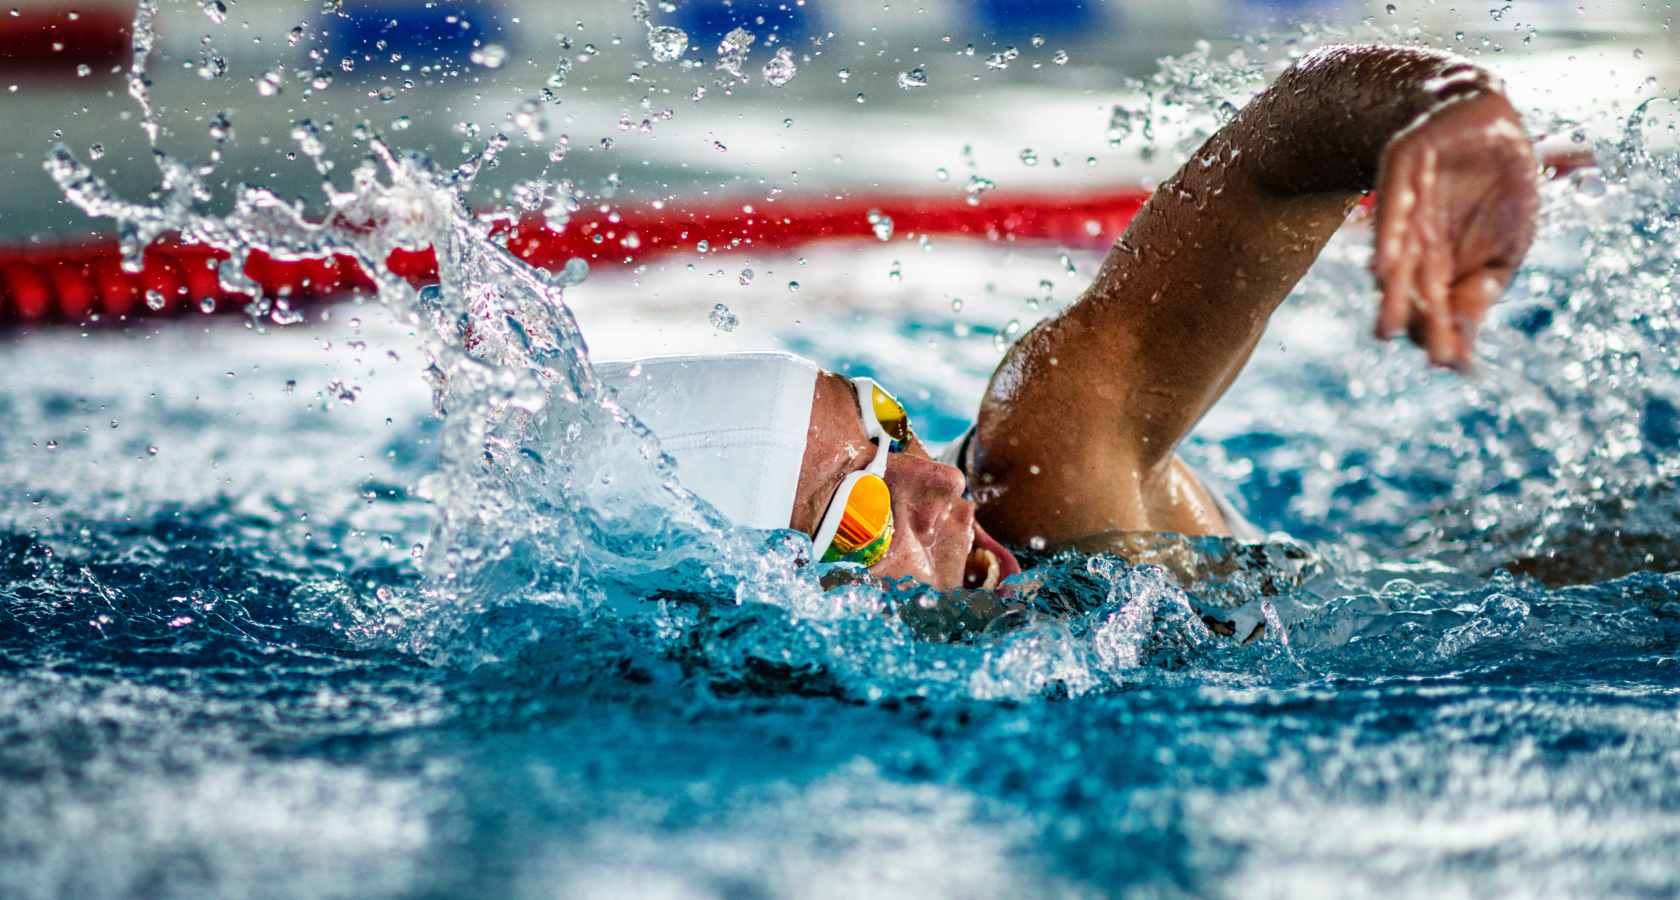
top-left (970, 45), bottom-right (1517, 546)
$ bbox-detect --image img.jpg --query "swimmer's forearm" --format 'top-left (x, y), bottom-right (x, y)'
top-left (1236, 45), bottom-right (1505, 197)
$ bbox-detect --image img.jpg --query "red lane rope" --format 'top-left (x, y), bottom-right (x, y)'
top-left (0, 9), bottom-right (130, 75)
top-left (0, 189), bottom-right (1149, 327)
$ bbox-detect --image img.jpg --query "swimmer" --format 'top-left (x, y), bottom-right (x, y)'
top-left (599, 44), bottom-right (1540, 603)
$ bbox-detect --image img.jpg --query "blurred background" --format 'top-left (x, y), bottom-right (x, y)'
top-left (0, 0), bottom-right (1674, 244)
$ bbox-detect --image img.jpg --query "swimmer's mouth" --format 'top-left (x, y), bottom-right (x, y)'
top-left (963, 523), bottom-right (1021, 591)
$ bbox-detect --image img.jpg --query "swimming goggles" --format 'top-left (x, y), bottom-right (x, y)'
top-left (810, 377), bottom-right (914, 568)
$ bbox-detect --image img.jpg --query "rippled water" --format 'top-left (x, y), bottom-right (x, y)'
top-left (6, 9), bottom-right (1680, 898)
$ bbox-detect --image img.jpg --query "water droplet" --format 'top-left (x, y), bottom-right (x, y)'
top-left (951, 297), bottom-right (963, 312)
top-left (75, 64), bottom-right (90, 77)
top-left (897, 67), bottom-right (927, 89)
top-left (1052, 49), bottom-right (1068, 65)
top-left (289, 25), bottom-right (305, 46)
top-left (147, 445), bottom-right (159, 456)
top-left (547, 56), bottom-right (572, 89)
top-left (855, 92), bottom-right (865, 104)
top-left (145, 289), bottom-right (166, 310)
top-left (377, 85), bottom-right (396, 101)
top-left (1019, 148), bottom-right (1037, 166)
top-left (1028, 535), bottom-right (1046, 550)
top-left (207, 111), bottom-right (233, 142)
top-left (697, 240), bottom-right (709, 253)
top-left (257, 69), bottom-right (284, 97)
top-left (289, 118), bottom-right (325, 158)
top-left (762, 47), bottom-right (796, 87)
top-left (201, 0), bottom-right (226, 24)
top-left (985, 52), bottom-right (1009, 70)
top-left (869, 210), bottom-right (894, 241)
top-left (45, 441), bottom-right (57, 450)
top-left (471, 44), bottom-right (507, 68)
top-left (837, 68), bottom-right (850, 82)
top-left (787, 281), bottom-right (799, 292)
top-left (109, 420), bottom-right (119, 429)
top-left (1086, 156), bottom-right (1097, 167)
top-left (310, 69), bottom-right (333, 90)
top-left (392, 115), bottom-right (410, 131)
top-left (1454, 31), bottom-right (1465, 41)
top-left (1385, 3), bottom-right (1396, 12)
top-left (889, 260), bottom-right (902, 283)
top-left (198, 54), bottom-right (227, 79)
top-left (200, 296), bottom-right (216, 314)
top-left (647, 25), bottom-right (687, 63)
top-left (88, 143), bottom-right (104, 160)
top-left (935, 167), bottom-right (949, 181)
top-left (709, 302), bottom-right (739, 331)
top-left (1634, 48), bottom-right (1645, 59)
top-left (513, 98), bottom-right (547, 141)
top-left (716, 27), bottom-right (754, 78)
top-left (739, 267), bottom-right (754, 285)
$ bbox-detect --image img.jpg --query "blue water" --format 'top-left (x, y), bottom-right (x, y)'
top-left (8, 18), bottom-right (1680, 898)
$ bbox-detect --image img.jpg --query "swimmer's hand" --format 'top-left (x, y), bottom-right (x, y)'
top-left (1371, 90), bottom-right (1540, 371)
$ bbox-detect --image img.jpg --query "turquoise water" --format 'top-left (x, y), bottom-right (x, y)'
top-left (6, 9), bottom-right (1680, 896)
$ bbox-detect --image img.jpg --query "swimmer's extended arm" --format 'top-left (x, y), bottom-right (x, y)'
top-left (972, 45), bottom-right (1539, 545)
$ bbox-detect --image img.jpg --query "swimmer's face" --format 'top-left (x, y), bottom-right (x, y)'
top-left (791, 372), bottom-right (1018, 591)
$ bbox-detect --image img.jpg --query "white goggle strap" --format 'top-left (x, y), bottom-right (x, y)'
top-left (850, 377), bottom-right (891, 478)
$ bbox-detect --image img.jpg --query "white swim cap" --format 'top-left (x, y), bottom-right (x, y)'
top-left (596, 352), bottom-right (819, 530)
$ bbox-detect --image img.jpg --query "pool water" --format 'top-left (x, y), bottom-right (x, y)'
top-left (6, 11), bottom-right (1680, 900)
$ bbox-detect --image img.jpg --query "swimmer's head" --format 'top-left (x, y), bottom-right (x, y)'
top-left (598, 352), bottom-right (1019, 591)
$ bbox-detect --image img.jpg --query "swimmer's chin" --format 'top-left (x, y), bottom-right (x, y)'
top-left (963, 522), bottom-right (1021, 591)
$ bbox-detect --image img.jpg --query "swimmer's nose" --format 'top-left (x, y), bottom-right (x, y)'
top-left (884, 454), bottom-right (969, 537)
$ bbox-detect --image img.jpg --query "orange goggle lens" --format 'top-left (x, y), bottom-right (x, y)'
top-left (870, 384), bottom-right (914, 445)
top-left (821, 473), bottom-right (894, 566)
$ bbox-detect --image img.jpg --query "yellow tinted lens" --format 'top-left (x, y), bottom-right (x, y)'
top-left (822, 474), bottom-right (894, 565)
top-left (870, 384), bottom-right (913, 443)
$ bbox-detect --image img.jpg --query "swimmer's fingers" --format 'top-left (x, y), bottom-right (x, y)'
top-left (1445, 269), bottom-right (1509, 364)
top-left (1410, 148), bottom-right (1465, 369)
top-left (1372, 143), bottom-right (1423, 340)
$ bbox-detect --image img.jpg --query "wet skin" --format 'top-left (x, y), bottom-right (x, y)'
top-left (789, 44), bottom-right (1540, 585)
